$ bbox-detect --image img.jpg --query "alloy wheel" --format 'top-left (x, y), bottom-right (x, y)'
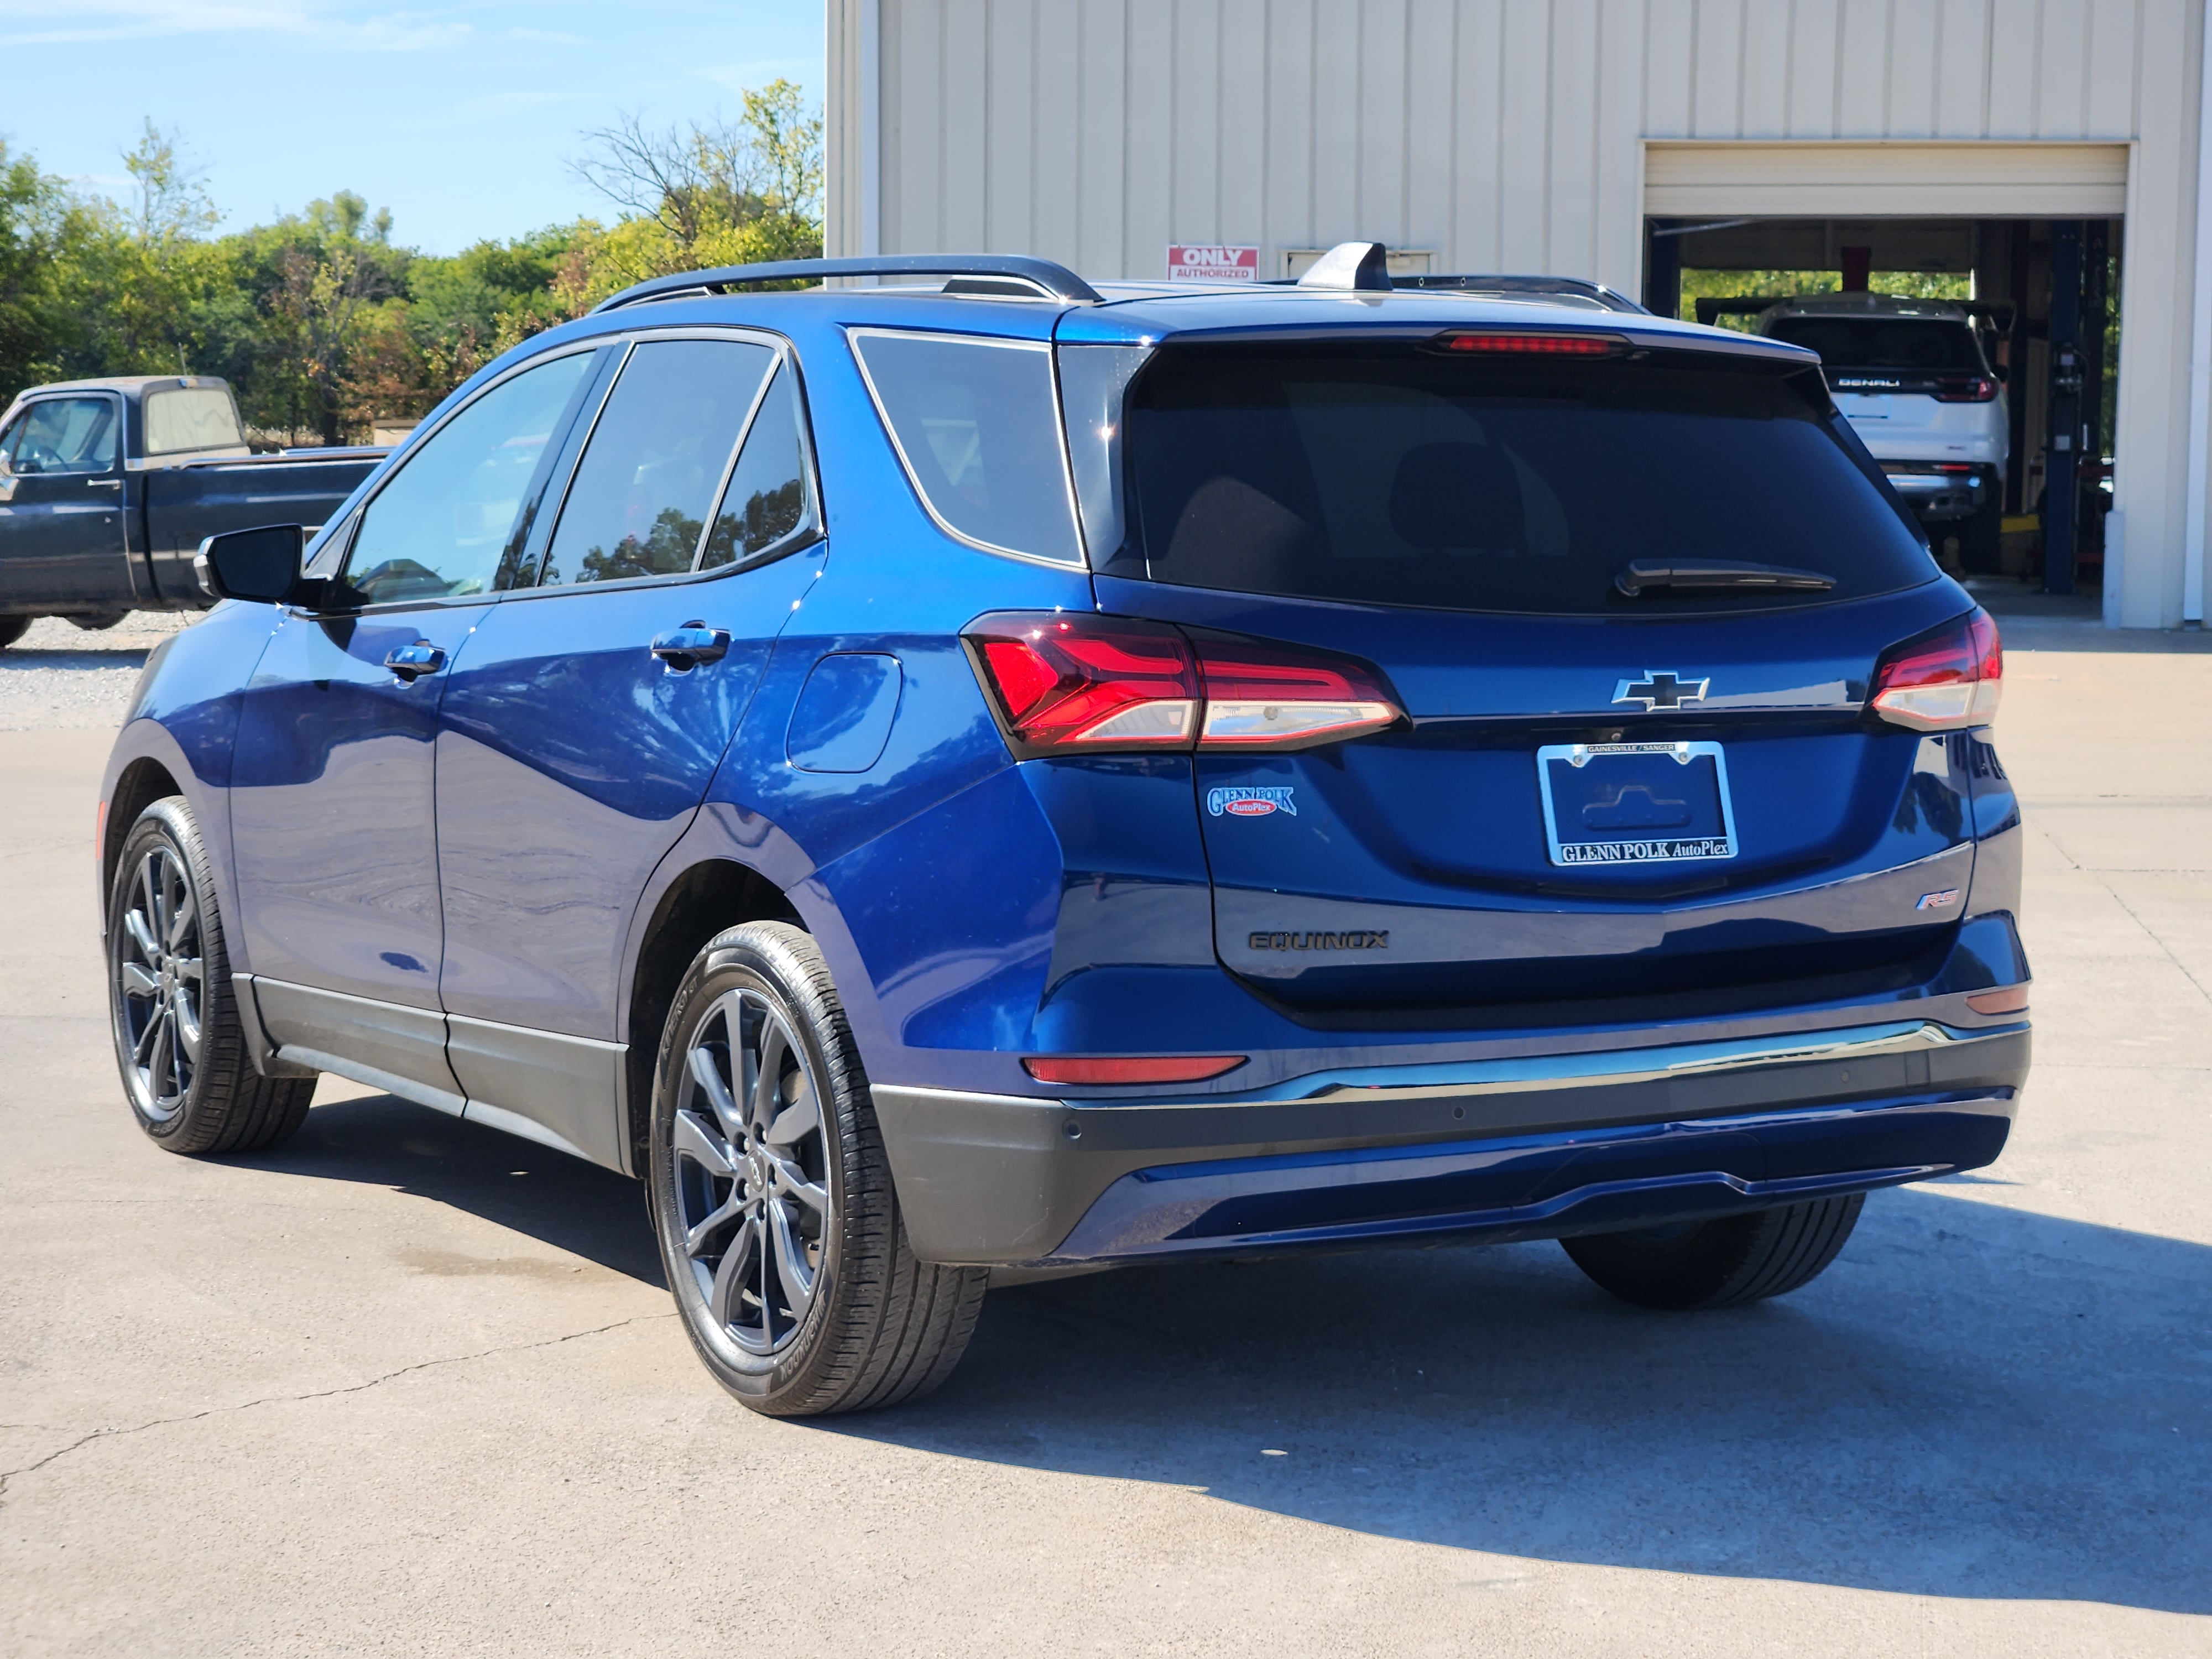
top-left (116, 843), bottom-right (203, 1121)
top-left (671, 987), bottom-right (833, 1355)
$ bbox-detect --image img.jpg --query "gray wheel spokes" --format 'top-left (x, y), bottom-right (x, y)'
top-left (766, 1199), bottom-right (816, 1317)
top-left (687, 1041), bottom-right (747, 1144)
top-left (173, 993), bottom-right (203, 1063)
top-left (672, 1107), bottom-right (736, 1178)
top-left (164, 880), bottom-right (196, 952)
top-left (674, 984), bottom-right (832, 1357)
top-left (709, 1214), bottom-right (762, 1329)
top-left (123, 907), bottom-right (161, 968)
top-left (120, 961), bottom-right (159, 997)
top-left (749, 1017), bottom-right (787, 1135)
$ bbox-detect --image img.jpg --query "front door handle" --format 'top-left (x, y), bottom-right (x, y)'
top-left (87, 476), bottom-right (122, 489)
top-left (384, 643), bottom-right (446, 681)
top-left (650, 623), bottom-right (731, 673)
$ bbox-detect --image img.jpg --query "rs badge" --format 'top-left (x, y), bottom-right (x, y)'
top-left (1207, 786), bottom-right (1297, 818)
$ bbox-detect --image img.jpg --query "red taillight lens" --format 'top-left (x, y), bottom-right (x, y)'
top-left (1966, 986), bottom-right (2029, 1015)
top-left (966, 613), bottom-right (1201, 753)
top-left (966, 615), bottom-right (1403, 755)
top-left (1432, 331), bottom-right (1626, 357)
top-left (1196, 639), bottom-right (1401, 749)
top-left (1022, 1055), bottom-right (1246, 1085)
top-left (1933, 375), bottom-right (2000, 403)
top-left (1870, 608), bottom-right (2002, 732)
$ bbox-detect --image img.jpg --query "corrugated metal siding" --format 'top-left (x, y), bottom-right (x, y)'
top-left (844, 0), bottom-right (2172, 284)
top-left (830, 0), bottom-right (2208, 625)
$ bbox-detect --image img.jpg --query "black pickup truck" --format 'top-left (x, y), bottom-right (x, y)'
top-left (0, 375), bottom-right (385, 648)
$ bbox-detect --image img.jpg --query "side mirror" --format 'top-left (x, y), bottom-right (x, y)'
top-left (196, 524), bottom-right (311, 606)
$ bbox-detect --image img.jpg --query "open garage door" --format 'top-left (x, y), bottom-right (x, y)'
top-left (1642, 144), bottom-right (2125, 597)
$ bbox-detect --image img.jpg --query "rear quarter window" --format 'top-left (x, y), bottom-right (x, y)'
top-left (850, 330), bottom-right (1082, 566)
top-left (144, 386), bottom-right (245, 454)
top-left (1115, 343), bottom-right (1936, 616)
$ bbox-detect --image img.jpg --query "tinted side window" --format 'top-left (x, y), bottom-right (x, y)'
top-left (539, 339), bottom-right (775, 587)
top-left (701, 363), bottom-right (813, 569)
top-left (346, 352), bottom-right (594, 604)
top-left (11, 398), bottom-right (119, 474)
top-left (851, 331), bottom-right (1082, 565)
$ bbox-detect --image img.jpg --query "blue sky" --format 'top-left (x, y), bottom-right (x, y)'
top-left (0, 0), bottom-right (826, 253)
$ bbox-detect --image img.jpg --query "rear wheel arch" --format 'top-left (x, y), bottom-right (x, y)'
top-left (623, 857), bottom-right (805, 1175)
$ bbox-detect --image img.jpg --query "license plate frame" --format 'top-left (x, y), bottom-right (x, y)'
top-left (1535, 740), bottom-right (1739, 868)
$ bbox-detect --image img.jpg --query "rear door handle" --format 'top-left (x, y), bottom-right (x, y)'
top-left (384, 643), bottom-right (446, 681)
top-left (650, 623), bottom-right (731, 672)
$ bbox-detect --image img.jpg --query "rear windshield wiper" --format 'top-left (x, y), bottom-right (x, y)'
top-left (1614, 559), bottom-right (1836, 597)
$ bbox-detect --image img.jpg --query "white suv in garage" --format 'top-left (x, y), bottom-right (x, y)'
top-left (1755, 295), bottom-right (2008, 566)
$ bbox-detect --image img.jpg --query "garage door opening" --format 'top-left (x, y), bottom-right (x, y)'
top-left (1642, 215), bottom-right (2119, 598)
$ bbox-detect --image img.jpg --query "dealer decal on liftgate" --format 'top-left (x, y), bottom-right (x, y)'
top-left (1207, 786), bottom-right (1297, 817)
top-left (1248, 930), bottom-right (1390, 952)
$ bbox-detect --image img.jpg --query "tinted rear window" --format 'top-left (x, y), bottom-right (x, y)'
top-left (1117, 345), bottom-right (1933, 615)
top-left (1763, 316), bottom-right (1986, 373)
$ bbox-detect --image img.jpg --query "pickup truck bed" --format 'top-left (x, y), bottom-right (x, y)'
top-left (0, 374), bottom-right (385, 640)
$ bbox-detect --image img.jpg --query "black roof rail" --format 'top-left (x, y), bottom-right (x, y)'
top-left (591, 254), bottom-right (1104, 314)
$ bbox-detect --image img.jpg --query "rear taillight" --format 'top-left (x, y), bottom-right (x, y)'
top-left (1932, 375), bottom-right (2000, 403)
top-left (1869, 608), bottom-right (2002, 732)
top-left (1194, 639), bottom-right (1400, 748)
top-left (965, 614), bottom-right (1200, 752)
top-left (966, 614), bottom-right (1403, 755)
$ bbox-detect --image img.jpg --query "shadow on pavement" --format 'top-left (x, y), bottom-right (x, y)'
top-left (236, 1097), bottom-right (2207, 1611)
top-left (244, 1092), bottom-right (664, 1287)
top-left (846, 1186), bottom-right (2211, 1613)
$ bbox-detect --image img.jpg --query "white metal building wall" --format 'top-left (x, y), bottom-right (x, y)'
top-left (828, 0), bottom-right (2209, 630)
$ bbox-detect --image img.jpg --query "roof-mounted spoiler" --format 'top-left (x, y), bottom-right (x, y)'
top-left (1695, 294), bottom-right (2015, 331)
top-left (591, 254), bottom-right (1104, 313)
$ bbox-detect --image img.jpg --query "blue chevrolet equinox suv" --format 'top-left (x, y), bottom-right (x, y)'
top-left (98, 246), bottom-right (2029, 1416)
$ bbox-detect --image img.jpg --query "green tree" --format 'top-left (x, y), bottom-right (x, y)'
top-left (0, 143), bottom-right (70, 399)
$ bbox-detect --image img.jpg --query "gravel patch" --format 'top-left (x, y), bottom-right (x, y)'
top-left (0, 611), bottom-right (203, 731)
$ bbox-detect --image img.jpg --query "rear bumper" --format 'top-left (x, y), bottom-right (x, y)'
top-left (874, 1020), bottom-right (2028, 1265)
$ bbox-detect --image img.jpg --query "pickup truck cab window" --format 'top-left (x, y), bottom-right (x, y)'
top-left (345, 350), bottom-right (596, 606)
top-left (143, 385), bottom-right (246, 455)
top-left (536, 338), bottom-right (776, 587)
top-left (10, 397), bottom-right (120, 475)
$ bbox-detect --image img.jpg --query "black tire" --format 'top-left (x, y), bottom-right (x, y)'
top-left (1560, 1193), bottom-right (1865, 1311)
top-left (0, 615), bottom-right (30, 650)
top-left (106, 797), bottom-right (315, 1154)
top-left (66, 612), bottom-right (127, 632)
top-left (648, 921), bottom-right (987, 1417)
top-left (1959, 495), bottom-right (2004, 575)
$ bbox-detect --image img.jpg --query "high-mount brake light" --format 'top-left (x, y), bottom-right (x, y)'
top-left (1869, 608), bottom-right (2002, 732)
top-left (1196, 639), bottom-right (1401, 749)
top-left (964, 615), bottom-right (1404, 755)
top-left (1432, 331), bottom-right (1626, 357)
top-left (1023, 1055), bottom-right (1247, 1085)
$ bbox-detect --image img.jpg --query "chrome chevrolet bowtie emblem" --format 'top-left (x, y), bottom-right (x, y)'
top-left (1613, 671), bottom-right (1710, 711)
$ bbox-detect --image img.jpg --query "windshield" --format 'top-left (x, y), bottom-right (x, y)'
top-left (1762, 316), bottom-right (1987, 374)
top-left (1116, 343), bottom-right (1933, 615)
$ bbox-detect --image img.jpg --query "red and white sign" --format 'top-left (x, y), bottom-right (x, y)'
top-left (1166, 244), bottom-right (1260, 282)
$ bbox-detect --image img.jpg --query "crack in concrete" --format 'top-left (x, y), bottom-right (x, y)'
top-left (2031, 825), bottom-right (2212, 1007)
top-left (0, 1311), bottom-right (674, 1503)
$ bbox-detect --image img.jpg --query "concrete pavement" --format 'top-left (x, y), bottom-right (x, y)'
top-left (1, 602), bottom-right (2206, 1656)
